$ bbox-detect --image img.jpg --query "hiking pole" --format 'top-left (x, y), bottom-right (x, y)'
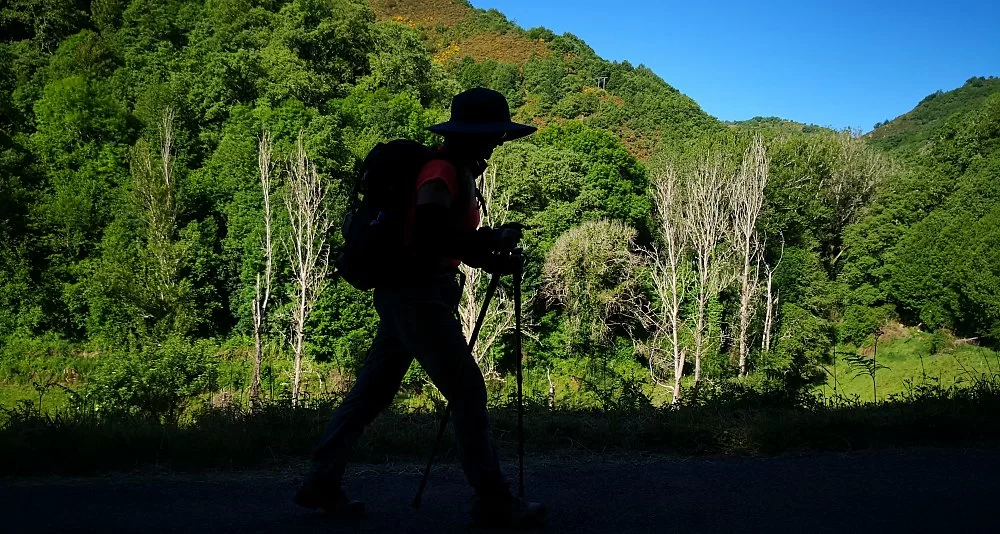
top-left (412, 270), bottom-right (502, 509)
top-left (513, 248), bottom-right (525, 497)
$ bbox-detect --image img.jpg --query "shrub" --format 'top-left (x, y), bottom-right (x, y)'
top-left (82, 336), bottom-right (218, 422)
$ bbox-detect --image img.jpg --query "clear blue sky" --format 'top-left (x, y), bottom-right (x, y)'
top-left (469, 0), bottom-right (1000, 132)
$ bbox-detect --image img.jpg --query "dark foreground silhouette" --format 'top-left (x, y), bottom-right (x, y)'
top-left (4, 448), bottom-right (999, 533)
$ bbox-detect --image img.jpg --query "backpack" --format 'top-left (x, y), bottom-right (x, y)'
top-left (334, 140), bottom-right (443, 290)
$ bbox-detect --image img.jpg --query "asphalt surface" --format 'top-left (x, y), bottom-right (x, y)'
top-left (4, 448), bottom-right (999, 533)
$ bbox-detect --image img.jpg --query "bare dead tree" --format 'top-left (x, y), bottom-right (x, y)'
top-left (683, 153), bottom-right (732, 385)
top-left (285, 132), bottom-right (333, 406)
top-left (639, 165), bottom-right (691, 404)
top-left (761, 237), bottom-right (784, 354)
top-left (458, 162), bottom-right (518, 379)
top-left (250, 131), bottom-right (276, 405)
top-left (730, 134), bottom-right (769, 377)
top-left (546, 368), bottom-right (556, 409)
top-left (824, 132), bottom-right (890, 267)
top-left (134, 110), bottom-right (179, 295)
top-left (132, 108), bottom-right (190, 330)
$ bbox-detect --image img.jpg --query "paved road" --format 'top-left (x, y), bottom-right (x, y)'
top-left (4, 448), bottom-right (999, 533)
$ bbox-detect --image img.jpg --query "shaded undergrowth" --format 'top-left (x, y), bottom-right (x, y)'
top-left (3, 373), bottom-right (999, 477)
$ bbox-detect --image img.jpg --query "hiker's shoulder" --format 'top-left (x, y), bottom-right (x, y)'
top-left (416, 152), bottom-right (459, 189)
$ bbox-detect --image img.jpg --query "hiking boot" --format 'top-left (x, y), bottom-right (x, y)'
top-left (470, 493), bottom-right (546, 528)
top-left (292, 477), bottom-right (365, 519)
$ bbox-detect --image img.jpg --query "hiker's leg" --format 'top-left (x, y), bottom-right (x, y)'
top-left (378, 280), bottom-right (508, 496)
top-left (309, 321), bottom-right (412, 487)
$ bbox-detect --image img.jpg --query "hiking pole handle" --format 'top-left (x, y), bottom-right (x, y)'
top-left (412, 271), bottom-right (503, 509)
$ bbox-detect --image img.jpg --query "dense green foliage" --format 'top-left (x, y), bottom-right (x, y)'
top-left (869, 76), bottom-right (1000, 152)
top-left (1, 0), bottom-right (997, 427)
top-left (844, 88), bottom-right (1000, 342)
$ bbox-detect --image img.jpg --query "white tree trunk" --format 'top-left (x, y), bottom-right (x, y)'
top-left (293, 289), bottom-right (307, 405)
top-left (546, 368), bottom-right (555, 410)
top-left (730, 134), bottom-right (768, 377)
top-left (251, 131), bottom-right (275, 405)
top-left (132, 108), bottom-right (187, 329)
top-left (285, 132), bottom-right (332, 406)
top-left (644, 165), bottom-right (690, 404)
top-left (761, 240), bottom-right (783, 354)
top-left (684, 155), bottom-right (731, 386)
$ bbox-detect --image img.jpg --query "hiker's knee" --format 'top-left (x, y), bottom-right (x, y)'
top-left (337, 381), bottom-right (392, 423)
top-left (449, 372), bottom-right (487, 413)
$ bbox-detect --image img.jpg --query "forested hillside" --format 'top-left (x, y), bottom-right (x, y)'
top-left (869, 76), bottom-right (1000, 152)
top-left (367, 0), bottom-right (721, 157)
top-left (0, 0), bottom-right (997, 424)
top-left (845, 78), bottom-right (1000, 341)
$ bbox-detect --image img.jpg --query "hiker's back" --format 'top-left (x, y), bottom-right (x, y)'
top-left (335, 140), bottom-right (476, 290)
top-left (335, 140), bottom-right (430, 290)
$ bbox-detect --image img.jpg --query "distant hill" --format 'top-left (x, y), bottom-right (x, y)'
top-left (370, 0), bottom-right (549, 65)
top-left (729, 116), bottom-right (837, 136)
top-left (868, 76), bottom-right (1000, 153)
top-left (368, 0), bottom-right (721, 157)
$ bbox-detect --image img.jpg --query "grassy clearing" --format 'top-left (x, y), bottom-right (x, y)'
top-left (815, 331), bottom-right (1000, 402)
top-left (0, 384), bottom-right (71, 412)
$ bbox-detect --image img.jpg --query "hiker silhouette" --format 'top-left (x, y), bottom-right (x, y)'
top-left (294, 88), bottom-right (546, 527)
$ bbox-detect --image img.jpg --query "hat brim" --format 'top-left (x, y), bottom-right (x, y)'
top-left (427, 121), bottom-right (537, 141)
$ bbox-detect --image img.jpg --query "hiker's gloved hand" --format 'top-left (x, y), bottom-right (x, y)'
top-left (494, 222), bottom-right (525, 251)
top-left (462, 225), bottom-right (520, 270)
top-left (479, 249), bottom-right (523, 275)
top-left (474, 224), bottom-right (522, 253)
top-left (462, 228), bottom-right (499, 269)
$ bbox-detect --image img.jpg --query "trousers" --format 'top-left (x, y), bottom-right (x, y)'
top-left (311, 274), bottom-right (508, 495)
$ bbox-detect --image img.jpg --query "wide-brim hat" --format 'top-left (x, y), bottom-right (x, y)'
top-left (428, 87), bottom-right (537, 141)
